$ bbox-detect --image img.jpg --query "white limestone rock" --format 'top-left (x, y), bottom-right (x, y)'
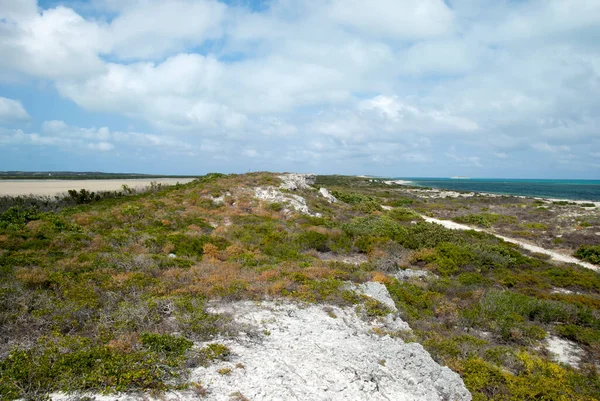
top-left (319, 187), bottom-right (337, 203)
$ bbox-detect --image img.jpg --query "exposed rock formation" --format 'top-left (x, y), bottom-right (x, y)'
top-left (50, 285), bottom-right (472, 401)
top-left (254, 187), bottom-right (316, 216)
top-left (319, 187), bottom-right (337, 203)
top-left (278, 173), bottom-right (316, 190)
top-left (195, 300), bottom-right (471, 401)
top-left (254, 173), bottom-right (322, 216)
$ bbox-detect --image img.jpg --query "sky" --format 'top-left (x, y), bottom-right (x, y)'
top-left (0, 0), bottom-right (599, 178)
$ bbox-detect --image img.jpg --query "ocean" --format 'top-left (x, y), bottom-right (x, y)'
top-left (392, 178), bottom-right (600, 201)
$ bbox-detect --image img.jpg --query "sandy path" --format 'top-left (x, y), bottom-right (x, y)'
top-left (421, 215), bottom-right (599, 271)
top-left (0, 178), bottom-right (195, 197)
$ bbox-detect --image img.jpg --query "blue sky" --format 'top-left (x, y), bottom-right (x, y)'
top-left (0, 0), bottom-right (599, 178)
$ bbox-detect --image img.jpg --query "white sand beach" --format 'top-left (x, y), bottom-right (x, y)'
top-left (0, 178), bottom-right (195, 197)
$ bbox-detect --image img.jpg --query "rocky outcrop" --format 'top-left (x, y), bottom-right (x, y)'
top-left (319, 187), bottom-right (337, 203)
top-left (49, 284), bottom-right (472, 401)
top-left (254, 187), bottom-right (316, 216)
top-left (278, 173), bottom-right (316, 190)
top-left (254, 173), bottom-right (322, 216)
top-left (196, 299), bottom-right (471, 401)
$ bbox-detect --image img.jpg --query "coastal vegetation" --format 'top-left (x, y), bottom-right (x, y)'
top-left (0, 173), bottom-right (599, 400)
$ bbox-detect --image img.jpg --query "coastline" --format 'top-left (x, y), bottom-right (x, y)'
top-left (0, 178), bottom-right (196, 197)
top-left (380, 179), bottom-right (600, 207)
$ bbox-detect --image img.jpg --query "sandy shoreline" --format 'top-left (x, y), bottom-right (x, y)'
top-left (0, 178), bottom-right (196, 197)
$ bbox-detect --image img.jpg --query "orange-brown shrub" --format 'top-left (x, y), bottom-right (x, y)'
top-left (266, 278), bottom-right (294, 296)
top-left (107, 332), bottom-right (140, 353)
top-left (371, 271), bottom-right (392, 284)
top-left (202, 243), bottom-right (221, 261)
top-left (258, 270), bottom-right (280, 282)
top-left (15, 267), bottom-right (50, 287)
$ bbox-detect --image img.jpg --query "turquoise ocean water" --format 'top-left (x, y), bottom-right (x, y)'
top-left (392, 178), bottom-right (600, 201)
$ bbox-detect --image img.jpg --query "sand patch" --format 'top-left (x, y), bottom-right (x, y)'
top-left (0, 178), bottom-right (195, 197)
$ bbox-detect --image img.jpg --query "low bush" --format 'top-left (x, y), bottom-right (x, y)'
top-left (574, 245), bottom-right (600, 264)
top-left (0, 206), bottom-right (42, 229)
top-left (456, 353), bottom-right (600, 401)
top-left (197, 343), bottom-right (231, 366)
top-left (555, 324), bottom-right (600, 346)
top-left (386, 279), bottom-right (437, 321)
top-left (386, 198), bottom-right (414, 207)
top-left (140, 332), bottom-right (193, 355)
top-left (331, 190), bottom-right (382, 212)
top-left (0, 334), bottom-right (196, 399)
top-left (454, 213), bottom-right (517, 228)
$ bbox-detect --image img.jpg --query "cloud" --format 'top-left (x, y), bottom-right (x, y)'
top-left (0, 97), bottom-right (30, 122)
top-left (0, 6), bottom-right (108, 80)
top-left (445, 146), bottom-right (483, 168)
top-left (242, 149), bottom-right (258, 158)
top-left (108, 0), bottom-right (227, 60)
top-left (328, 0), bottom-right (455, 39)
top-left (0, 0), bottom-right (599, 177)
top-left (88, 142), bottom-right (115, 151)
top-left (0, 121), bottom-right (192, 154)
top-left (0, 0), bottom-right (37, 19)
top-left (531, 142), bottom-right (571, 154)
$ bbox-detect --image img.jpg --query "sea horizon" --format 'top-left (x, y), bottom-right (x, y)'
top-left (389, 177), bottom-right (600, 202)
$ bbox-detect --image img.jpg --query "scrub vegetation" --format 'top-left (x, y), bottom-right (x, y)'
top-left (0, 173), bottom-right (599, 400)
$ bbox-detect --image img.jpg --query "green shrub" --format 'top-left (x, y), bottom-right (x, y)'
top-left (140, 333), bottom-right (193, 356)
top-left (574, 245), bottom-right (600, 264)
top-left (331, 190), bottom-right (374, 205)
top-left (454, 213), bottom-right (517, 228)
top-left (386, 280), bottom-right (437, 321)
top-left (423, 334), bottom-right (488, 361)
top-left (0, 334), bottom-right (194, 399)
top-left (268, 202), bottom-right (284, 212)
top-left (68, 189), bottom-right (101, 204)
top-left (362, 297), bottom-right (393, 317)
top-left (524, 222), bottom-right (548, 231)
top-left (173, 296), bottom-right (224, 340)
top-left (168, 234), bottom-right (230, 257)
top-left (197, 343), bottom-right (231, 366)
top-left (480, 290), bottom-right (580, 325)
top-left (0, 206), bottom-right (42, 229)
top-left (296, 231), bottom-right (329, 252)
top-left (331, 190), bottom-right (381, 212)
top-left (385, 207), bottom-right (420, 222)
top-left (342, 215), bottom-right (406, 241)
top-left (456, 353), bottom-right (600, 401)
top-left (458, 272), bottom-right (487, 286)
top-left (399, 222), bottom-right (467, 250)
top-left (555, 324), bottom-right (600, 346)
top-left (387, 198), bottom-right (413, 207)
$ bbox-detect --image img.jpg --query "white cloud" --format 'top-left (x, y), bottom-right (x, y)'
top-left (1, 121), bottom-right (192, 154)
top-left (243, 149), bottom-right (258, 158)
top-left (0, 0), bottom-right (37, 20)
top-left (328, 0), bottom-right (454, 39)
top-left (88, 142), bottom-right (115, 151)
top-left (0, 6), bottom-right (108, 80)
top-left (531, 142), bottom-right (571, 153)
top-left (108, 0), bottom-right (227, 59)
top-left (445, 147), bottom-right (483, 168)
top-left (0, 97), bottom-right (30, 122)
top-left (0, 0), bottom-right (599, 177)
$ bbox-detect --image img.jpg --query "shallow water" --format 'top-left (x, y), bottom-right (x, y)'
top-left (395, 178), bottom-right (600, 201)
